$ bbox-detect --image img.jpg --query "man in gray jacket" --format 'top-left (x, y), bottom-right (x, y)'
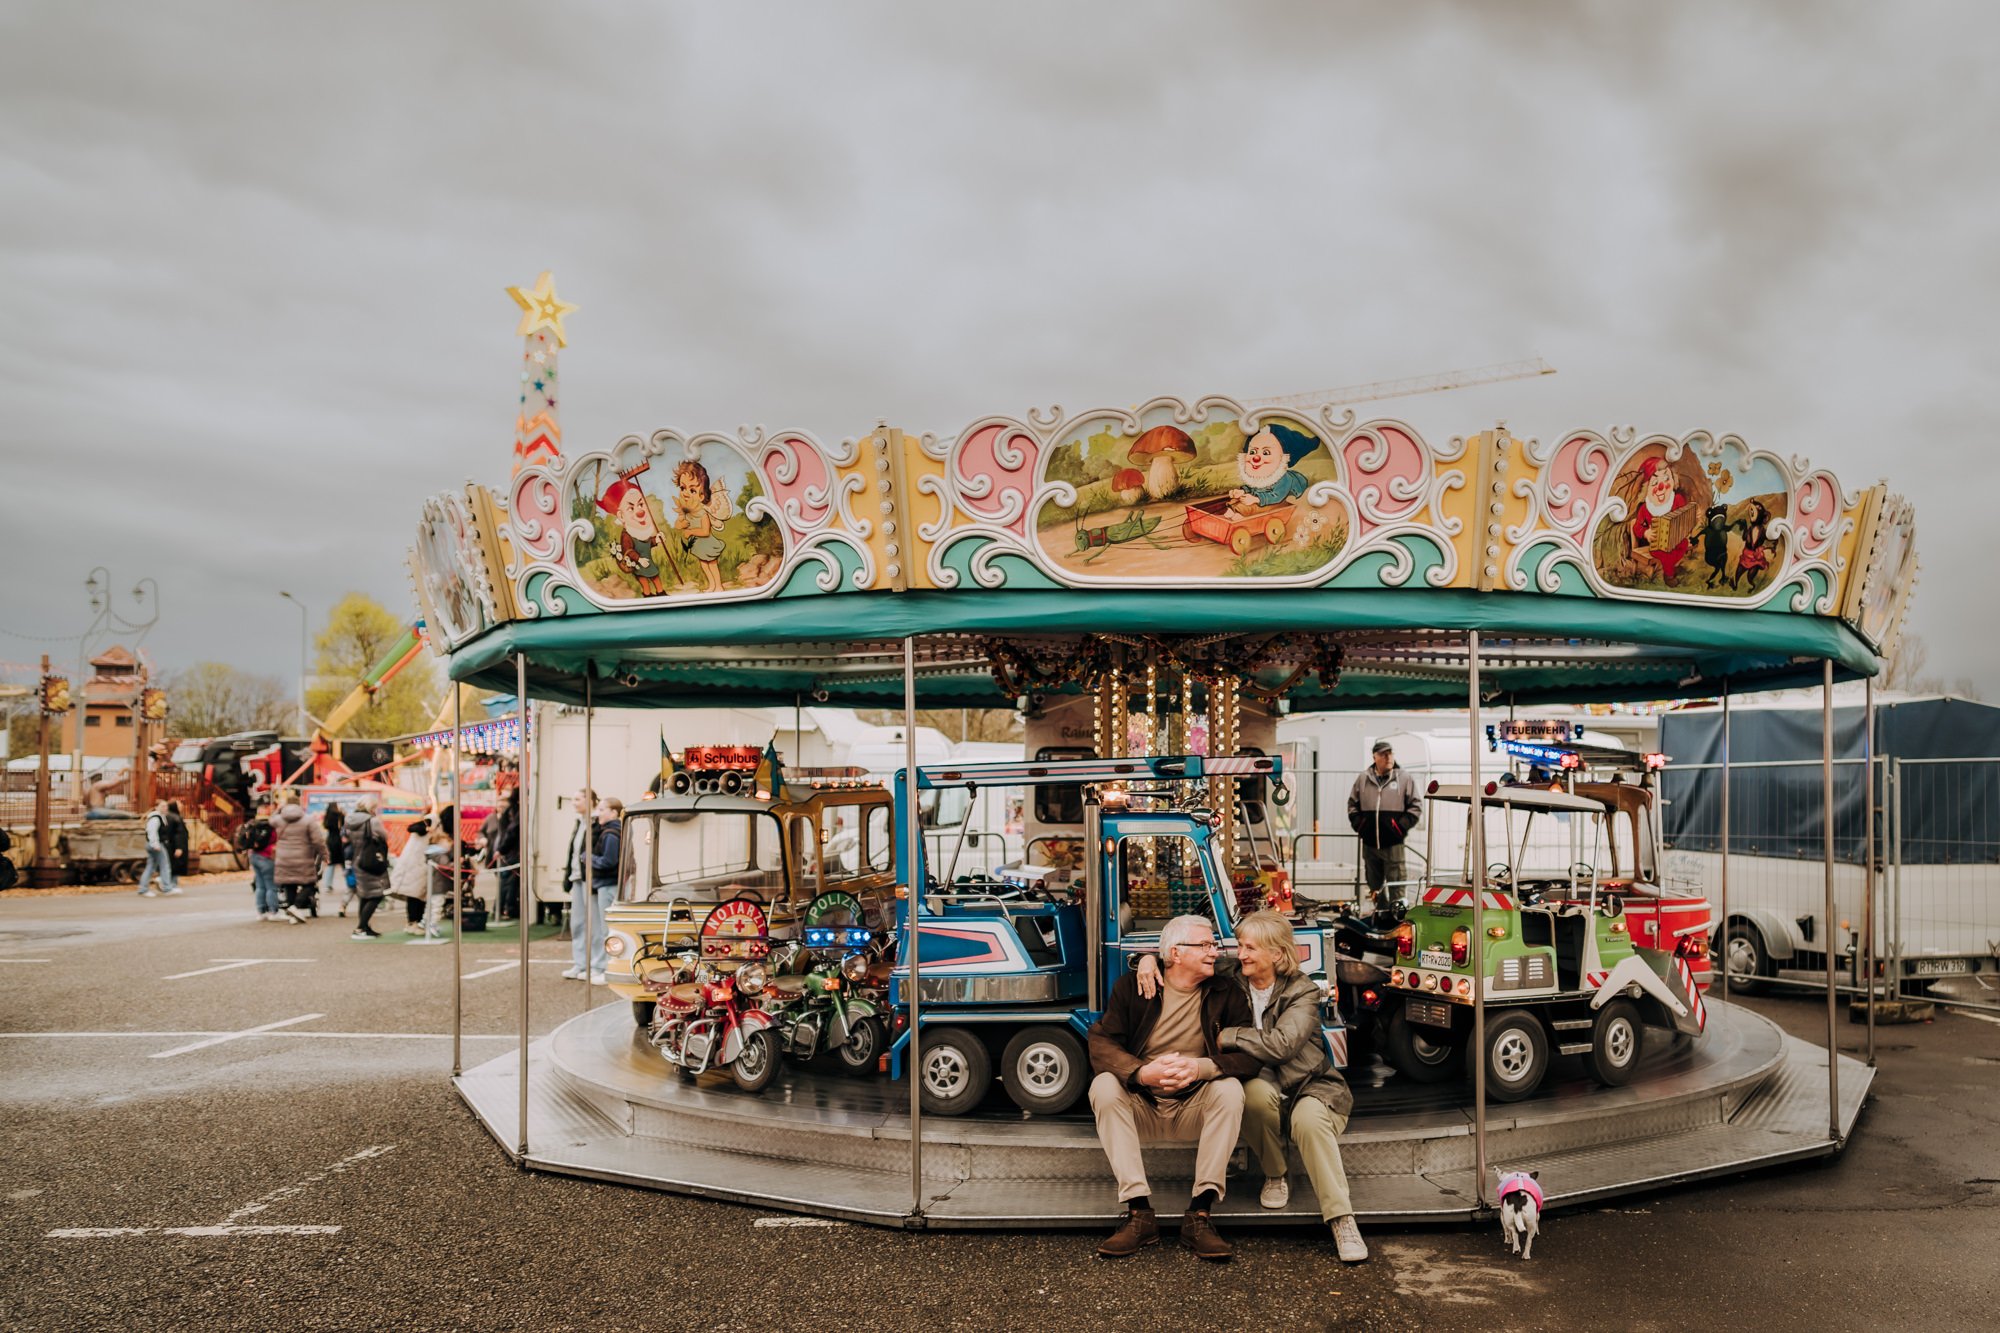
top-left (1348, 740), bottom-right (1420, 906)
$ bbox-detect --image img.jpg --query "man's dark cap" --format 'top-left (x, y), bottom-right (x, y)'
top-left (1372, 740), bottom-right (1394, 755)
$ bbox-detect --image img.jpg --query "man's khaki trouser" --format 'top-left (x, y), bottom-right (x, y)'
top-left (1089, 1072), bottom-right (1244, 1204)
top-left (1241, 1077), bottom-right (1355, 1221)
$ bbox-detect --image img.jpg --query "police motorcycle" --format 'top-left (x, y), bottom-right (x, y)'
top-left (764, 890), bottom-right (891, 1077)
top-left (644, 896), bottom-right (783, 1092)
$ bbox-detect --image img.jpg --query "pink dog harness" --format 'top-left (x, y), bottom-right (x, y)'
top-left (1498, 1171), bottom-right (1543, 1209)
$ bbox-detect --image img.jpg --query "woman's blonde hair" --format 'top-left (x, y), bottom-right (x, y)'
top-left (1235, 910), bottom-right (1300, 979)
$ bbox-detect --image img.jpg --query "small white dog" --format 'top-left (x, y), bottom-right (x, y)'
top-left (1497, 1169), bottom-right (1542, 1260)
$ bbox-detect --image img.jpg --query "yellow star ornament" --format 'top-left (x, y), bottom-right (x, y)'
top-left (505, 270), bottom-right (578, 347)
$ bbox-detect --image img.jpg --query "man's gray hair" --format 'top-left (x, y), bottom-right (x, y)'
top-left (1158, 914), bottom-right (1216, 960)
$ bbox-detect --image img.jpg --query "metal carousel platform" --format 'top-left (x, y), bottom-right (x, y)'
top-left (454, 999), bottom-right (1870, 1229)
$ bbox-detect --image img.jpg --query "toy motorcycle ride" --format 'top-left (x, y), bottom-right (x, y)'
top-left (645, 896), bottom-right (781, 1092)
top-left (764, 891), bottom-right (890, 1078)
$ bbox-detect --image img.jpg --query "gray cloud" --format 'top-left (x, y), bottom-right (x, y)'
top-left (1, 0), bottom-right (1992, 699)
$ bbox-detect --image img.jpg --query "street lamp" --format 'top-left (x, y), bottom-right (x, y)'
top-left (279, 591), bottom-right (308, 736)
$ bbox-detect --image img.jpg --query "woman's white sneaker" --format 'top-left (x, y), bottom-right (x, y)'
top-left (1259, 1176), bottom-right (1290, 1209)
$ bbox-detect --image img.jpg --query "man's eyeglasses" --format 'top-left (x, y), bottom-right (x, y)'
top-left (1177, 939), bottom-right (1220, 953)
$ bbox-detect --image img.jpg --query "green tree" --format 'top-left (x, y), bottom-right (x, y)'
top-left (304, 593), bottom-right (440, 738)
top-left (161, 662), bottom-right (297, 738)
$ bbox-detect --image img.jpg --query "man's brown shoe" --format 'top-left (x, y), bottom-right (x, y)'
top-left (1096, 1206), bottom-right (1159, 1258)
top-left (1181, 1208), bottom-right (1232, 1261)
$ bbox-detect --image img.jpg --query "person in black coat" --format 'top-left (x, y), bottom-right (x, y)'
top-left (164, 801), bottom-right (191, 879)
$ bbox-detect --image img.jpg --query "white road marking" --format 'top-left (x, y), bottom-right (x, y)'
top-left (0, 958), bottom-right (52, 964)
top-left (149, 1014), bottom-right (324, 1058)
top-left (162, 958), bottom-right (314, 980)
top-left (47, 1145), bottom-right (395, 1240)
top-left (225, 1145), bottom-right (394, 1223)
top-left (461, 961), bottom-right (519, 980)
top-left (752, 1216), bottom-right (847, 1228)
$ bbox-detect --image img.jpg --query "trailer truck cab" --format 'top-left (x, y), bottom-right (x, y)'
top-left (886, 753), bottom-right (1345, 1118)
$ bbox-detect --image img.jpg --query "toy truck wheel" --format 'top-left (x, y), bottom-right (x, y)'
top-left (1586, 999), bottom-right (1645, 1086)
top-left (1264, 517), bottom-right (1287, 545)
top-left (1383, 1008), bottom-right (1462, 1084)
top-left (730, 1028), bottom-right (779, 1093)
top-left (831, 1016), bottom-right (887, 1077)
top-left (1721, 923), bottom-right (1770, 994)
top-left (1229, 529), bottom-right (1254, 556)
top-left (1000, 1026), bottom-right (1088, 1115)
top-left (1471, 1011), bottom-right (1549, 1102)
top-left (916, 1026), bottom-right (993, 1116)
top-left (632, 1000), bottom-right (656, 1029)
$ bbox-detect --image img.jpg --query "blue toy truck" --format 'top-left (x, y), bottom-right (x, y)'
top-left (885, 754), bottom-right (1346, 1116)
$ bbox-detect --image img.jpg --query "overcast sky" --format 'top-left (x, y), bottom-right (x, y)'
top-left (2, 1), bottom-right (1993, 701)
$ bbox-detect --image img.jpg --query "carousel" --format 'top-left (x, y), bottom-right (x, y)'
top-left (408, 277), bottom-right (1915, 1227)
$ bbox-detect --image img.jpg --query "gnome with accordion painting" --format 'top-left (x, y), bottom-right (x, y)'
top-left (1612, 448), bottom-right (1710, 586)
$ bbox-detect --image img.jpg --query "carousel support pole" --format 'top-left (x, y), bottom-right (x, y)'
top-left (583, 664), bottom-right (595, 1012)
top-left (1467, 630), bottom-right (1488, 1208)
top-left (516, 653), bottom-right (532, 1161)
top-left (1864, 674), bottom-right (1876, 1066)
top-left (1822, 660), bottom-right (1840, 1143)
top-left (1719, 682), bottom-right (1731, 1005)
top-left (903, 637), bottom-right (924, 1220)
top-left (451, 684), bottom-right (464, 1076)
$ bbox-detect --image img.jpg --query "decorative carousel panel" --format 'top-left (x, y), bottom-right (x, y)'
top-left (915, 395), bottom-right (1468, 591)
top-left (411, 488), bottom-right (505, 649)
top-left (504, 427), bottom-right (878, 618)
top-left (1505, 428), bottom-right (1862, 615)
top-left (1842, 488), bottom-right (1918, 655)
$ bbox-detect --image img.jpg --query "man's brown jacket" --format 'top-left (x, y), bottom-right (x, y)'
top-left (1087, 970), bottom-right (1261, 1096)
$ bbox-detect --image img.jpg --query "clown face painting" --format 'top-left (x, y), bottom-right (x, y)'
top-left (1033, 411), bottom-right (1344, 580)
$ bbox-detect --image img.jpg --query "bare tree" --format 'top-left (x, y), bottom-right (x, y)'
top-left (163, 662), bottom-right (297, 738)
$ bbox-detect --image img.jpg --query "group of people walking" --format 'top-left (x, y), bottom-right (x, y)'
top-left (230, 793), bottom-right (521, 943)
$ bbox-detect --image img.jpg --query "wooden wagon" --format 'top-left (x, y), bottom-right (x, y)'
top-left (1182, 496), bottom-right (1296, 555)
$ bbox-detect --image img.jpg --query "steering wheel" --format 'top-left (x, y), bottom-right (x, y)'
top-left (1569, 862), bottom-right (1595, 882)
top-left (1486, 863), bottom-right (1514, 886)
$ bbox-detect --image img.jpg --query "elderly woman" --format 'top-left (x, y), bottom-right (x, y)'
top-left (1138, 909), bottom-right (1365, 1262)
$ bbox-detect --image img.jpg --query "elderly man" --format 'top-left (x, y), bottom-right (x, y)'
top-left (1349, 739), bottom-right (1420, 906)
top-left (1087, 914), bottom-right (1259, 1261)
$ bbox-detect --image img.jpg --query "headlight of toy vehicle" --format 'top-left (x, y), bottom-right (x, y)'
top-left (735, 962), bottom-right (768, 995)
top-left (841, 953), bottom-right (871, 984)
top-left (604, 935), bottom-right (627, 958)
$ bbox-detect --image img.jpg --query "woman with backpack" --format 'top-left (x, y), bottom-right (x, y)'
top-left (344, 799), bottom-right (391, 939)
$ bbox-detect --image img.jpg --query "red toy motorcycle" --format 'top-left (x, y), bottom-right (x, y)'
top-left (647, 896), bottom-right (780, 1092)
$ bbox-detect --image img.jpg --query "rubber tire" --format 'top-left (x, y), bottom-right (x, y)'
top-left (916, 1025), bottom-right (993, 1117)
top-left (1473, 1011), bottom-right (1550, 1102)
top-left (632, 1000), bottom-right (656, 1030)
top-left (1722, 923), bottom-right (1770, 995)
top-left (831, 1015), bottom-right (887, 1077)
top-left (1383, 1007), bottom-right (1462, 1084)
top-left (1000, 1026), bottom-right (1088, 1116)
top-left (730, 1028), bottom-right (779, 1093)
top-left (1585, 999), bottom-right (1645, 1087)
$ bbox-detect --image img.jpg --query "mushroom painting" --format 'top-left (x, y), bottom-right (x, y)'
top-left (1111, 467), bottom-right (1147, 506)
top-left (1129, 425), bottom-right (1197, 500)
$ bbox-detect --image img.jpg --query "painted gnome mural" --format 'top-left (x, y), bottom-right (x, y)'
top-left (1034, 409), bottom-right (1347, 580)
top-left (570, 441), bottom-right (785, 601)
top-left (1593, 441), bottom-right (1788, 597)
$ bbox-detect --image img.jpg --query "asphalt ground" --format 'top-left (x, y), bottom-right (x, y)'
top-left (3, 875), bottom-right (1997, 1332)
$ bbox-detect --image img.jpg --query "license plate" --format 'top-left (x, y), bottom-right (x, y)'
top-left (1405, 997), bottom-right (1453, 1029)
top-left (1419, 948), bottom-right (1453, 971)
top-left (1912, 957), bottom-right (1973, 977)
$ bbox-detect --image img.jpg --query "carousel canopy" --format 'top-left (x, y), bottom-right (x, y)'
top-left (410, 399), bottom-right (1915, 712)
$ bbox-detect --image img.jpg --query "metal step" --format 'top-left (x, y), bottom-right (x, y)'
top-left (1556, 1040), bottom-right (1593, 1056)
